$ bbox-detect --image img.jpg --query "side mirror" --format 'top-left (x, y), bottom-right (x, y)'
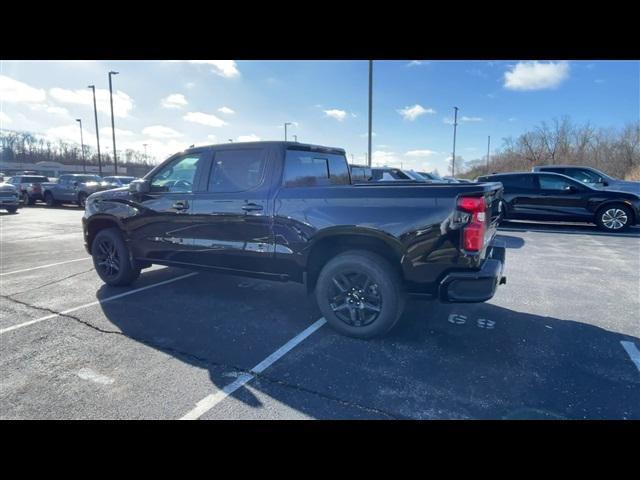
top-left (602, 181), bottom-right (609, 186)
top-left (129, 179), bottom-right (150, 193)
top-left (565, 185), bottom-right (578, 193)
top-left (73, 181), bottom-right (79, 187)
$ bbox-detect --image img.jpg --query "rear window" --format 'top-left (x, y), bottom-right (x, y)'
top-left (283, 150), bottom-right (350, 187)
top-left (208, 148), bottom-right (267, 193)
top-left (20, 176), bottom-right (49, 183)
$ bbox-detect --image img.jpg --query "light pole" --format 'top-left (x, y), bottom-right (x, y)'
top-left (143, 143), bottom-right (148, 162)
top-left (368, 60), bottom-right (373, 168)
top-left (284, 122), bottom-right (292, 141)
top-left (486, 135), bottom-right (491, 170)
top-left (451, 106), bottom-right (459, 177)
top-left (293, 135), bottom-right (298, 142)
top-left (108, 71), bottom-right (119, 175)
top-left (76, 119), bottom-right (86, 173)
top-left (88, 85), bottom-right (102, 176)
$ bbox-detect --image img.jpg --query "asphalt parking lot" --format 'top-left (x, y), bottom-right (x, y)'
top-left (1, 205), bottom-right (639, 419)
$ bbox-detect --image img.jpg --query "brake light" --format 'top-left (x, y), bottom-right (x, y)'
top-left (457, 196), bottom-right (486, 252)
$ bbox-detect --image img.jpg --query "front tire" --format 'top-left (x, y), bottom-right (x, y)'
top-left (596, 204), bottom-right (632, 232)
top-left (315, 250), bottom-right (406, 339)
top-left (91, 228), bottom-right (141, 286)
top-left (77, 192), bottom-right (88, 208)
top-left (21, 192), bottom-right (34, 206)
top-left (6, 206), bottom-right (18, 214)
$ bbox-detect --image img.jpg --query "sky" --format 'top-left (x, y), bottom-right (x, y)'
top-left (0, 60), bottom-right (638, 174)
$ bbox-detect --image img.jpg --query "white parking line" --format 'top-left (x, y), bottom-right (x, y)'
top-left (0, 272), bottom-right (199, 335)
top-left (180, 317), bottom-right (327, 420)
top-left (0, 257), bottom-right (91, 276)
top-left (620, 341), bottom-right (640, 373)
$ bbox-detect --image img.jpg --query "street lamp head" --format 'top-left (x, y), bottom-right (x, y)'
top-left (76, 118), bottom-right (81, 122)
top-left (88, 85), bottom-right (94, 89)
top-left (109, 71), bottom-right (119, 75)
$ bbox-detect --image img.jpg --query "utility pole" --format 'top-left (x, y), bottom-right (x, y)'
top-left (76, 119), bottom-right (86, 173)
top-left (284, 122), bottom-right (292, 141)
top-left (88, 85), bottom-right (102, 176)
top-left (293, 134), bottom-right (298, 142)
top-left (486, 135), bottom-right (491, 170)
top-left (368, 60), bottom-right (373, 167)
top-left (108, 71), bottom-right (119, 175)
top-left (451, 106), bottom-right (459, 177)
top-left (143, 143), bottom-right (148, 162)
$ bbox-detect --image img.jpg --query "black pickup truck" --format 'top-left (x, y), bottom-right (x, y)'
top-left (83, 142), bottom-right (506, 338)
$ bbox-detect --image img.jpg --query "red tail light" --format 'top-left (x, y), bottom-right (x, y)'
top-left (457, 196), bottom-right (486, 252)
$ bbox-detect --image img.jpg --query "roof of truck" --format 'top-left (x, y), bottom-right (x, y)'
top-left (184, 141), bottom-right (346, 156)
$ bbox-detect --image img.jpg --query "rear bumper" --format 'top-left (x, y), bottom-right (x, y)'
top-left (438, 243), bottom-right (506, 303)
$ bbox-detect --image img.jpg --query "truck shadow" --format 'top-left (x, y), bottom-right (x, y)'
top-left (95, 267), bottom-right (640, 419)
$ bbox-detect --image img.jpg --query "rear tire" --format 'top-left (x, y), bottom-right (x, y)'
top-left (595, 204), bottom-right (632, 232)
top-left (91, 227), bottom-right (141, 286)
top-left (44, 192), bottom-right (56, 207)
top-left (6, 207), bottom-right (18, 214)
top-left (315, 250), bottom-right (406, 339)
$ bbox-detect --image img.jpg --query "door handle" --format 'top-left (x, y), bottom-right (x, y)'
top-left (172, 200), bottom-right (189, 211)
top-left (241, 203), bottom-right (263, 212)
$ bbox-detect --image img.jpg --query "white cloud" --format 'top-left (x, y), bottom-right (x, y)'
top-left (182, 112), bottom-right (228, 127)
top-left (405, 149), bottom-right (437, 157)
top-left (397, 104), bottom-right (435, 121)
top-left (161, 93), bottom-right (188, 109)
top-left (0, 75), bottom-right (47, 103)
top-left (100, 127), bottom-right (135, 137)
top-left (27, 103), bottom-right (70, 116)
top-left (187, 60), bottom-right (240, 78)
top-left (44, 125), bottom-right (83, 143)
top-left (237, 134), bottom-right (261, 142)
top-left (185, 82), bottom-right (196, 89)
top-left (206, 134), bottom-right (218, 142)
top-left (407, 60), bottom-right (428, 67)
top-left (183, 112), bottom-right (228, 127)
top-left (218, 106), bottom-right (235, 115)
top-left (504, 61), bottom-right (570, 91)
top-left (461, 116), bottom-right (483, 122)
top-left (142, 125), bottom-right (183, 139)
top-left (324, 109), bottom-right (348, 121)
top-left (49, 87), bottom-right (134, 117)
top-left (0, 112), bottom-right (12, 124)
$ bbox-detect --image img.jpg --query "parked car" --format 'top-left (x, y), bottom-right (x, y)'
top-left (0, 181), bottom-right (20, 213)
top-left (371, 167), bottom-right (413, 181)
top-left (532, 165), bottom-right (640, 194)
top-left (476, 171), bottom-right (640, 232)
top-left (42, 174), bottom-right (111, 208)
top-left (349, 165), bottom-right (372, 183)
top-left (83, 141), bottom-right (506, 339)
top-left (102, 176), bottom-right (137, 188)
top-left (5, 174), bottom-right (50, 205)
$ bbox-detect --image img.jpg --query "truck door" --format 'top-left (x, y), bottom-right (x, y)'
top-left (127, 151), bottom-right (211, 264)
top-left (188, 146), bottom-right (277, 276)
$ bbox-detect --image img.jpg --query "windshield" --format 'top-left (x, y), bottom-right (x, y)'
top-left (404, 170), bottom-right (428, 182)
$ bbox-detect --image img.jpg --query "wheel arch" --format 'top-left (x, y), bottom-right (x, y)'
top-left (304, 227), bottom-right (406, 293)
top-left (86, 215), bottom-right (124, 255)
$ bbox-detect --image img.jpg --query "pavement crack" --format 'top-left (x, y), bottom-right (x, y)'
top-left (6, 268), bottom-right (95, 296)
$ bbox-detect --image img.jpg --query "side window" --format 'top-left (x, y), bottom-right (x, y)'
top-left (283, 150), bottom-right (350, 187)
top-left (495, 175), bottom-right (536, 190)
top-left (567, 169), bottom-right (601, 184)
top-left (539, 174), bottom-right (576, 191)
top-left (150, 153), bottom-right (203, 193)
top-left (208, 149), bottom-right (266, 193)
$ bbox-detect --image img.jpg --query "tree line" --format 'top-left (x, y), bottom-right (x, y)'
top-left (460, 117), bottom-right (640, 181)
top-left (0, 129), bottom-right (156, 171)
